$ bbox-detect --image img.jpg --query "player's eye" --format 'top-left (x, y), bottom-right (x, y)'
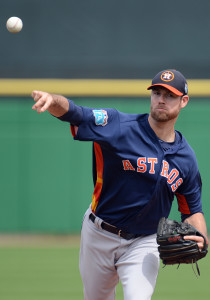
top-left (153, 90), bottom-right (160, 95)
top-left (168, 93), bottom-right (176, 98)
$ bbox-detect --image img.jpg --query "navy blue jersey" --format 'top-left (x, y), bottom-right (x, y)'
top-left (60, 101), bottom-right (203, 235)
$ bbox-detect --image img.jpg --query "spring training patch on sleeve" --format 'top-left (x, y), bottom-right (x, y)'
top-left (92, 110), bottom-right (108, 126)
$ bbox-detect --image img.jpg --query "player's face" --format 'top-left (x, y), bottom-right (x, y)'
top-left (150, 87), bottom-right (186, 122)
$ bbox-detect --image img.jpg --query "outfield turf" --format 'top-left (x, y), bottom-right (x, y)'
top-left (0, 238), bottom-right (209, 299)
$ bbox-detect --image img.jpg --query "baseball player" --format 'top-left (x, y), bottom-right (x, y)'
top-left (32, 69), bottom-right (208, 300)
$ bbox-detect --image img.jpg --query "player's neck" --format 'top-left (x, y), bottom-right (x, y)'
top-left (148, 115), bottom-right (176, 142)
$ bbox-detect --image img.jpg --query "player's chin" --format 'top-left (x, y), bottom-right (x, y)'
top-left (151, 111), bottom-right (169, 122)
top-left (151, 109), bottom-right (179, 122)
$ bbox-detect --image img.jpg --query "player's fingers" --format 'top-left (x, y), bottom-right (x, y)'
top-left (184, 235), bottom-right (204, 250)
top-left (32, 98), bottom-right (46, 111)
top-left (32, 90), bottom-right (45, 101)
top-left (39, 100), bottom-right (51, 113)
top-left (32, 92), bottom-right (54, 113)
top-left (184, 235), bottom-right (203, 242)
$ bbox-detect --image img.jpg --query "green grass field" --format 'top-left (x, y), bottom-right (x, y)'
top-left (0, 236), bottom-right (209, 299)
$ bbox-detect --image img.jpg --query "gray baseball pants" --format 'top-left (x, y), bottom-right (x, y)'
top-left (79, 207), bottom-right (160, 300)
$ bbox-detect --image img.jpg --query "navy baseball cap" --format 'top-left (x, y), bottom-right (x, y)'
top-left (147, 69), bottom-right (188, 96)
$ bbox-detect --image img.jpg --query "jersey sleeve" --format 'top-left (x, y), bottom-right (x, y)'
top-left (175, 162), bottom-right (203, 221)
top-left (57, 99), bottom-right (83, 126)
top-left (74, 106), bottom-right (120, 144)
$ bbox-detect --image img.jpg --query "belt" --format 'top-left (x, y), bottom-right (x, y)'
top-left (89, 213), bottom-right (141, 240)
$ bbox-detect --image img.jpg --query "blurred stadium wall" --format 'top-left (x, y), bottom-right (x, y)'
top-left (0, 0), bottom-right (210, 232)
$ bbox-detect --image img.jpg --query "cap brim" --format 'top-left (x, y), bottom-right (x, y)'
top-left (147, 84), bottom-right (183, 96)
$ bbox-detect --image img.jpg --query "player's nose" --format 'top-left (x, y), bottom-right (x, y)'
top-left (158, 93), bottom-right (166, 103)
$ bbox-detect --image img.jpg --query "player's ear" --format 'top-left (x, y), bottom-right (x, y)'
top-left (181, 95), bottom-right (189, 109)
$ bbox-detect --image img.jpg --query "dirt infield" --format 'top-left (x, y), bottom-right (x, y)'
top-left (0, 234), bottom-right (81, 247)
top-left (0, 233), bottom-right (209, 248)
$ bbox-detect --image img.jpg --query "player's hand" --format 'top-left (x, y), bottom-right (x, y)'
top-left (184, 235), bottom-right (206, 251)
top-left (32, 91), bottom-right (55, 113)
